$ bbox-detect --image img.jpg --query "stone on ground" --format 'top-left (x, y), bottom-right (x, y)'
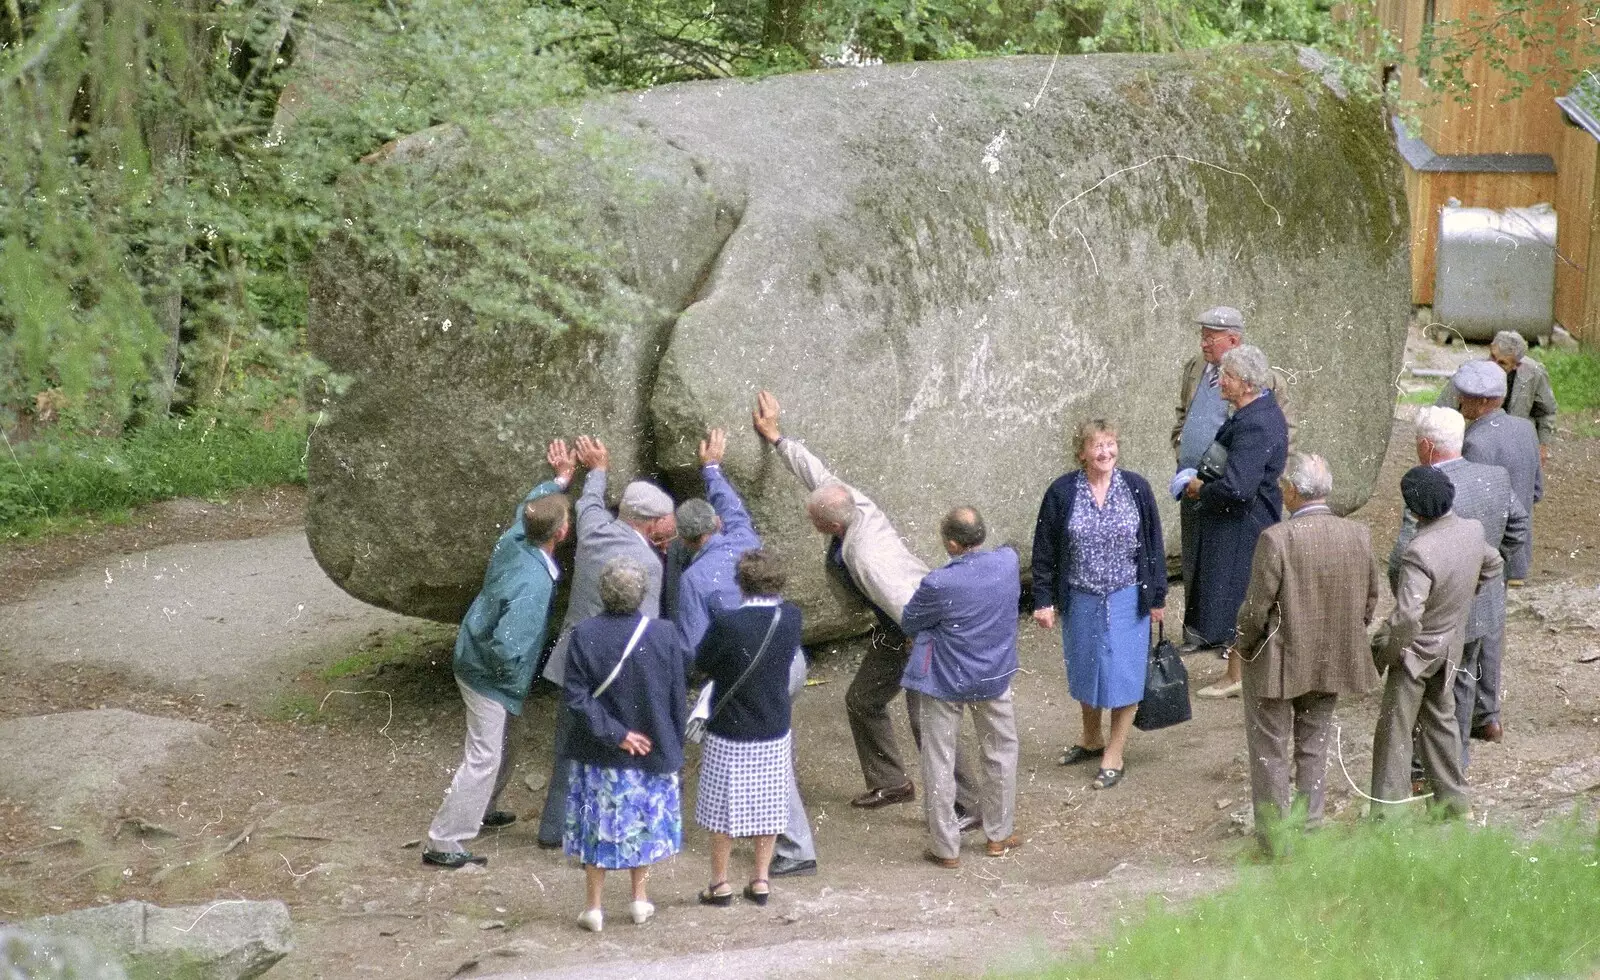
top-left (19, 900), bottom-right (292, 980)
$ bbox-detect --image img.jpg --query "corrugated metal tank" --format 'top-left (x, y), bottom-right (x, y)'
top-left (1434, 202), bottom-right (1557, 342)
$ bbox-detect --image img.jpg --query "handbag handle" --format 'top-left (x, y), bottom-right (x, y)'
top-left (591, 616), bottom-right (651, 700)
top-left (706, 608), bottom-right (783, 727)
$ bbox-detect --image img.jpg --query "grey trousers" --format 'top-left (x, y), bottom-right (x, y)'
top-left (1373, 659), bottom-right (1469, 817)
top-left (1463, 630), bottom-right (1505, 731)
top-left (1243, 688), bottom-right (1336, 844)
top-left (428, 678), bottom-right (518, 852)
top-left (918, 688), bottom-right (1018, 860)
top-left (847, 641), bottom-right (977, 809)
top-left (776, 647), bottom-right (817, 862)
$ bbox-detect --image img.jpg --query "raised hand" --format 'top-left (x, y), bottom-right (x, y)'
top-left (753, 391), bottom-right (782, 444)
top-left (575, 435), bottom-right (609, 472)
top-left (546, 438), bottom-right (576, 483)
top-left (698, 427), bottom-right (727, 467)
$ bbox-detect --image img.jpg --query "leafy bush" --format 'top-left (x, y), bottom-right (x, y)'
top-left (1022, 818), bottom-right (1600, 979)
top-left (1532, 348), bottom-right (1600, 415)
top-left (0, 413), bottom-right (308, 538)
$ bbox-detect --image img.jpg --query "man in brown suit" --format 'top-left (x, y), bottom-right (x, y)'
top-left (1234, 453), bottom-right (1382, 851)
top-left (1371, 466), bottom-right (1503, 818)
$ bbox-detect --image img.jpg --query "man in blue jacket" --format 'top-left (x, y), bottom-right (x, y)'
top-left (423, 440), bottom-right (574, 869)
top-left (901, 506), bottom-right (1022, 868)
top-left (672, 426), bottom-right (821, 878)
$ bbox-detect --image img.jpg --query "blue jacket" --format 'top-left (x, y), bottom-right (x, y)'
top-left (563, 612), bottom-right (690, 774)
top-left (900, 547), bottom-right (1021, 702)
top-left (675, 464), bottom-right (763, 649)
top-left (1031, 469), bottom-right (1168, 618)
top-left (454, 480), bottom-right (563, 715)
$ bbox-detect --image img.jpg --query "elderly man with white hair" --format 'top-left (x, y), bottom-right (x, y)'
top-left (1436, 330), bottom-right (1557, 463)
top-left (536, 435), bottom-right (677, 848)
top-left (1182, 344), bottom-right (1291, 699)
top-left (1390, 407), bottom-right (1527, 765)
top-left (1234, 453), bottom-right (1382, 853)
top-left (752, 391), bottom-right (979, 819)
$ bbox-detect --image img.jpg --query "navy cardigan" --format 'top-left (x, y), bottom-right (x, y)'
top-left (1030, 469), bottom-right (1168, 618)
top-left (562, 613), bottom-right (690, 774)
top-left (694, 602), bottom-right (801, 742)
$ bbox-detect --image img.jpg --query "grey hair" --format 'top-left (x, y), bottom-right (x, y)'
top-left (1413, 406), bottom-right (1465, 455)
top-left (806, 484), bottom-right (856, 528)
top-left (675, 498), bottom-right (718, 541)
top-left (1283, 452), bottom-right (1333, 500)
top-left (1490, 330), bottom-right (1528, 360)
top-left (1219, 344), bottom-right (1273, 391)
top-left (598, 556), bottom-right (649, 614)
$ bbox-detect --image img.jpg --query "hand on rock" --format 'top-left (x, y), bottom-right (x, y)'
top-left (754, 391), bottom-right (782, 444)
top-left (547, 439), bottom-right (576, 484)
top-left (575, 435), bottom-right (609, 472)
top-left (699, 428), bottom-right (727, 467)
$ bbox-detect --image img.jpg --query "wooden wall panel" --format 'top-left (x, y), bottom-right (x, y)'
top-left (1554, 127), bottom-right (1598, 337)
top-left (1408, 170), bottom-right (1558, 305)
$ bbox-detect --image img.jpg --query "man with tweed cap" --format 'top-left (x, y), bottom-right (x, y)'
top-left (1234, 453), bottom-right (1382, 851)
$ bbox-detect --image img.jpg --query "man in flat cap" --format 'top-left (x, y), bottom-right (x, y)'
top-left (1436, 331), bottom-right (1557, 464)
top-left (535, 435), bottom-right (676, 847)
top-left (1453, 359), bottom-right (1541, 742)
top-left (1371, 465), bottom-right (1501, 818)
top-left (1172, 306), bottom-right (1295, 664)
top-left (1389, 407), bottom-right (1527, 770)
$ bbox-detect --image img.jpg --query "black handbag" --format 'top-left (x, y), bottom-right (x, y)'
top-left (1133, 623), bottom-right (1192, 732)
top-left (1196, 440), bottom-right (1229, 483)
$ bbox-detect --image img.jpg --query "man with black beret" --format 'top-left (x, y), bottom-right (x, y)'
top-left (1370, 465), bottom-right (1503, 818)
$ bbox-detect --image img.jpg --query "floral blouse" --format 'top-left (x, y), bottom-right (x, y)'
top-left (1066, 470), bottom-right (1141, 597)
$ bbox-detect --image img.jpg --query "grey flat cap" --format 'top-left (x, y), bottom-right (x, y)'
top-left (619, 481), bottom-right (675, 519)
top-left (1196, 306), bottom-right (1245, 332)
top-left (1453, 359), bottom-right (1507, 399)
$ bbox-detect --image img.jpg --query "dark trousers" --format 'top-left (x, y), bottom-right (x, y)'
top-left (537, 705), bottom-right (576, 846)
top-left (847, 629), bottom-right (977, 810)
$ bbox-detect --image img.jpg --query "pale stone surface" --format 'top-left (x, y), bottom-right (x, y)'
top-left (20, 900), bottom-right (292, 980)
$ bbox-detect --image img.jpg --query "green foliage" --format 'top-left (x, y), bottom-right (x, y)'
top-left (1022, 818), bottom-right (1600, 979)
top-left (1533, 347), bottom-right (1600, 415)
top-left (0, 412), bottom-right (308, 537)
top-left (1397, 383), bottom-right (1442, 405)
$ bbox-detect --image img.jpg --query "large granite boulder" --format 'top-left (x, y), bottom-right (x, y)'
top-left (18, 900), bottom-right (292, 980)
top-left (308, 48), bottom-right (1410, 639)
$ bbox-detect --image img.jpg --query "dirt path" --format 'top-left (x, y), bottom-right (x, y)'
top-left (1, 410), bottom-right (1598, 979)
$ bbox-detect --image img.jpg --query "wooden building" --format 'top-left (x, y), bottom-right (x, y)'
top-left (1376, 0), bottom-right (1598, 346)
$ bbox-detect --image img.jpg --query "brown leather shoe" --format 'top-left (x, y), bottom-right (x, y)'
top-left (851, 781), bottom-right (914, 808)
top-left (923, 848), bottom-right (960, 869)
top-left (1470, 722), bottom-right (1503, 743)
top-left (985, 834), bottom-right (1021, 857)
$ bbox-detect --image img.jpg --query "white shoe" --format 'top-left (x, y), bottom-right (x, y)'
top-left (628, 899), bottom-right (655, 925)
top-left (578, 908), bottom-right (603, 932)
top-left (1196, 680), bottom-right (1242, 699)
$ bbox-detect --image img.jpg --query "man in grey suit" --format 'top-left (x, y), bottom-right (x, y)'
top-left (1390, 408), bottom-right (1528, 768)
top-left (1436, 330), bottom-right (1558, 463)
top-left (1455, 360), bottom-right (1542, 743)
top-left (1372, 466), bottom-right (1503, 818)
top-left (1234, 453), bottom-right (1382, 853)
top-left (536, 435), bottom-right (676, 847)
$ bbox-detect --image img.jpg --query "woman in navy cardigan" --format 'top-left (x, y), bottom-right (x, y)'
top-left (1031, 419), bottom-right (1166, 790)
top-left (562, 556), bottom-right (692, 933)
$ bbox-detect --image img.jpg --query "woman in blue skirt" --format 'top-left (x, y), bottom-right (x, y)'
top-left (1031, 419), bottom-right (1167, 790)
top-left (563, 557), bottom-right (692, 932)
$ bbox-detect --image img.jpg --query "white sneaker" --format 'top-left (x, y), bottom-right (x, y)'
top-left (577, 908), bottom-right (603, 933)
top-left (1196, 680), bottom-right (1242, 699)
top-left (628, 899), bottom-right (655, 925)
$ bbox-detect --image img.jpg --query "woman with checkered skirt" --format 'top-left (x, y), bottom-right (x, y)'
top-left (693, 549), bottom-right (803, 907)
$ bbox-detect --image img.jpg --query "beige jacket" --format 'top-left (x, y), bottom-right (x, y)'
top-left (1375, 512), bottom-right (1503, 681)
top-left (1171, 353), bottom-right (1298, 455)
top-left (775, 436), bottom-right (928, 625)
top-left (1235, 506), bottom-right (1383, 699)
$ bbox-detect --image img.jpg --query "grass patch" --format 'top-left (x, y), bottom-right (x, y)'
top-left (322, 624), bottom-right (456, 681)
top-left (1026, 818), bottom-right (1600, 979)
top-left (1532, 347), bottom-right (1600, 414)
top-left (264, 693), bottom-right (320, 722)
top-left (1397, 383), bottom-right (1442, 405)
top-left (0, 413), bottom-right (307, 539)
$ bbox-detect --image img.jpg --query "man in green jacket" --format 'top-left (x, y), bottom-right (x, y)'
top-left (423, 439), bottom-right (574, 868)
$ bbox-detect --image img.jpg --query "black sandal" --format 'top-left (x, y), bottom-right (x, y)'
top-left (1092, 766), bottom-right (1126, 790)
top-left (743, 878), bottom-right (770, 906)
top-left (698, 881), bottom-right (734, 906)
top-left (1059, 744), bottom-right (1105, 766)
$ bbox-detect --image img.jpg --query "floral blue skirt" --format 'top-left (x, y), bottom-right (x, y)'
top-left (563, 762), bottom-right (682, 870)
